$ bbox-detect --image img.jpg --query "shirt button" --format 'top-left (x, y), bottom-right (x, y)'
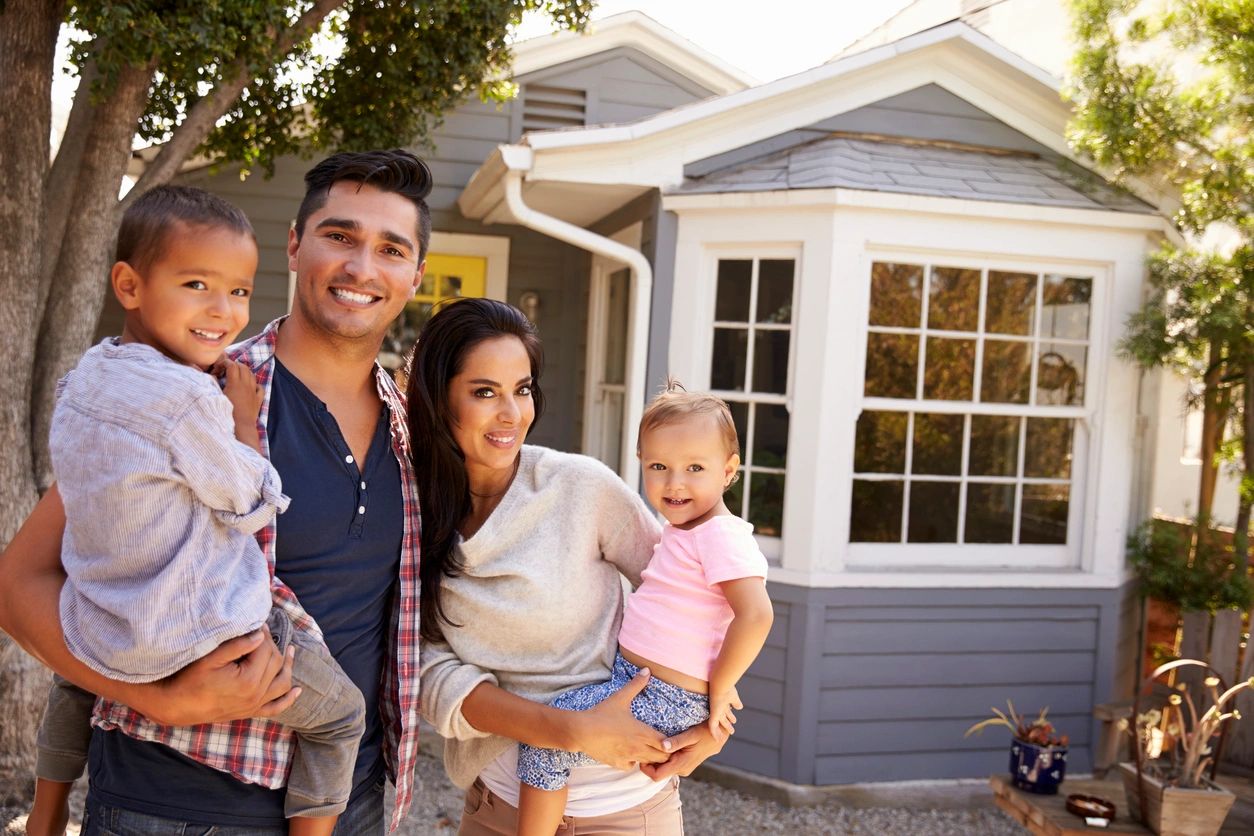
top-left (361, 481), bottom-right (366, 490)
top-left (345, 455), bottom-right (354, 464)
top-left (358, 506), bottom-right (366, 515)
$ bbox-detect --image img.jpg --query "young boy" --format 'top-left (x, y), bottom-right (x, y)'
top-left (26, 185), bottom-right (365, 836)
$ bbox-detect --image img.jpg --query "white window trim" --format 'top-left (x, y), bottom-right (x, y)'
top-left (696, 243), bottom-right (804, 562)
top-left (847, 248), bottom-right (1111, 571)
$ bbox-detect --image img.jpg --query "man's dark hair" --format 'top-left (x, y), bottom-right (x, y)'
top-left (295, 149), bottom-right (434, 261)
top-left (115, 185), bottom-right (255, 274)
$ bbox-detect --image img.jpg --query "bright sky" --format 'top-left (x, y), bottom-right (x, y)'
top-left (513, 0), bottom-right (916, 82)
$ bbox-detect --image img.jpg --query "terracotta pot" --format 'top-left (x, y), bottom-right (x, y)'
top-left (1117, 762), bottom-right (1236, 836)
top-left (1009, 737), bottom-right (1067, 794)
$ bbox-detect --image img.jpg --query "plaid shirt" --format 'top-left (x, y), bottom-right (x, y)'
top-left (94, 317), bottom-right (422, 831)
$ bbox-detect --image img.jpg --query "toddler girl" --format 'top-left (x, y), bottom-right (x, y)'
top-left (515, 380), bottom-right (775, 835)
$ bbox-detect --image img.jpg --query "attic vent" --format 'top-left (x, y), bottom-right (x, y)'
top-left (521, 85), bottom-right (587, 132)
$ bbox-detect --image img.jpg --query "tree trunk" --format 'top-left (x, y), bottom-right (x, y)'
top-left (1197, 347), bottom-right (1229, 526)
top-left (30, 60), bottom-right (154, 490)
top-left (0, 0), bottom-right (64, 803)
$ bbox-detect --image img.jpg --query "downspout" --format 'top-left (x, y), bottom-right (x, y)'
top-left (502, 170), bottom-right (652, 491)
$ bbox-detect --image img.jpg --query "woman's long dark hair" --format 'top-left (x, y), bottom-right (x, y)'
top-left (407, 298), bottom-right (545, 642)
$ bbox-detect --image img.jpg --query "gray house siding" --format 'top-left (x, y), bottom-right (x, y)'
top-left (715, 582), bottom-right (1136, 785)
top-left (95, 47), bottom-right (711, 455)
top-left (685, 83), bottom-right (1060, 181)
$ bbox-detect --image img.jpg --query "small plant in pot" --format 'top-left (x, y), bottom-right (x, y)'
top-left (966, 701), bottom-right (1069, 794)
top-left (1118, 659), bottom-right (1253, 836)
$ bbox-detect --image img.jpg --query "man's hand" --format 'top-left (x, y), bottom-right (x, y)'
top-left (569, 668), bottom-right (672, 770)
top-left (136, 628), bottom-right (298, 726)
top-left (707, 684), bottom-right (742, 740)
top-left (218, 358), bottom-right (263, 452)
top-left (640, 719), bottom-right (729, 782)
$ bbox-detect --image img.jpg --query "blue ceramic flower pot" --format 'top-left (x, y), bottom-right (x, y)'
top-left (1010, 737), bottom-right (1067, 794)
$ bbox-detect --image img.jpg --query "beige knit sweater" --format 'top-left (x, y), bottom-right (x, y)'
top-left (418, 445), bottom-right (660, 789)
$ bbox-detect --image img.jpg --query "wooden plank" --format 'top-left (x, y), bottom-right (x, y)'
top-left (1210, 609), bottom-right (1242, 685)
top-left (819, 650), bottom-right (1095, 688)
top-left (824, 618), bottom-right (1097, 654)
top-left (820, 682), bottom-right (1094, 721)
top-left (817, 713), bottom-right (1092, 755)
top-left (988, 775), bottom-right (1153, 835)
top-left (827, 605), bottom-right (1099, 622)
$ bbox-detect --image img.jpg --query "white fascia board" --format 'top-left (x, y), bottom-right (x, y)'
top-left (662, 187), bottom-right (1170, 233)
top-left (525, 54), bottom-right (961, 186)
top-left (511, 11), bottom-right (755, 95)
top-left (768, 567), bottom-right (1136, 589)
top-left (523, 21), bottom-right (1051, 154)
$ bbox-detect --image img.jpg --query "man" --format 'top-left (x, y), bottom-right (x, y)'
top-left (0, 149), bottom-right (429, 834)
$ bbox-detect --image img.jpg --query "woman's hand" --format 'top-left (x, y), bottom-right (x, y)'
top-left (136, 628), bottom-right (298, 726)
top-left (568, 668), bottom-right (672, 770)
top-left (639, 719), bottom-right (730, 781)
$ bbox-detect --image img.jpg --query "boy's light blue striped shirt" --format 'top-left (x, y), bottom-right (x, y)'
top-left (53, 338), bottom-right (288, 683)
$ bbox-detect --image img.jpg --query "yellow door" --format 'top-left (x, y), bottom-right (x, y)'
top-left (379, 253), bottom-right (489, 372)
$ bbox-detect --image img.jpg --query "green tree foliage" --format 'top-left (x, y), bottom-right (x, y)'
top-left (1067, 0), bottom-right (1253, 562)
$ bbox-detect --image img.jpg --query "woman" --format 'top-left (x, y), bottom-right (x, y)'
top-left (410, 299), bottom-right (728, 834)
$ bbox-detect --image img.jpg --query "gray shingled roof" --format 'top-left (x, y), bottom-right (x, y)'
top-left (672, 134), bottom-right (1154, 213)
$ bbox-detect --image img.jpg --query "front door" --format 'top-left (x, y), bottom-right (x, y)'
top-left (583, 262), bottom-right (630, 469)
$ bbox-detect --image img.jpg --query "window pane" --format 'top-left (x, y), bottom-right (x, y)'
top-left (1036, 343), bottom-right (1086, 406)
top-left (752, 403), bottom-right (789, 468)
top-left (969, 415), bottom-right (1019, 477)
top-left (927, 267), bottom-right (979, 332)
top-left (864, 333), bottom-right (918, 399)
top-left (912, 413), bottom-right (963, 476)
top-left (869, 262), bottom-right (923, 328)
top-left (854, 411), bottom-right (908, 473)
top-left (850, 480), bottom-right (902, 542)
top-left (1020, 484), bottom-right (1069, 544)
top-left (1041, 275), bottom-right (1091, 340)
top-left (1024, 418), bottom-right (1074, 479)
top-left (711, 328), bottom-right (748, 391)
top-left (417, 272), bottom-right (437, 296)
top-left (726, 471), bottom-right (746, 518)
top-left (753, 330), bottom-right (790, 394)
top-left (757, 260), bottom-right (794, 323)
top-left (715, 260), bottom-right (752, 321)
top-left (986, 271), bottom-right (1036, 335)
top-left (923, 337), bottom-right (975, 400)
top-left (727, 401), bottom-right (749, 460)
top-left (441, 274), bottom-right (466, 297)
top-left (981, 340), bottom-right (1031, 403)
top-left (965, 483), bottom-right (1015, 543)
top-left (748, 472), bottom-right (785, 537)
top-left (908, 481), bottom-right (959, 542)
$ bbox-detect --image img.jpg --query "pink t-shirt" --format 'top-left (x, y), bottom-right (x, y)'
top-left (617, 515), bottom-right (768, 681)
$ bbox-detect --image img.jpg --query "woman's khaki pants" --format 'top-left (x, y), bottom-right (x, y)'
top-left (458, 776), bottom-right (684, 835)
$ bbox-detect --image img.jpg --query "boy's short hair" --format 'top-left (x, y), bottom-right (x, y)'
top-left (115, 185), bottom-right (255, 274)
top-left (638, 378), bottom-right (741, 460)
top-left (295, 149), bottom-right (433, 261)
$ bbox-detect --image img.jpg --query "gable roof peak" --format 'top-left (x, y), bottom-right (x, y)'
top-left (510, 10), bottom-right (756, 96)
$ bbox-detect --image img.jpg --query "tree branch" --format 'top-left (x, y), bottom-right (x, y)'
top-left (125, 0), bottom-right (345, 204)
top-left (31, 57), bottom-right (156, 490)
top-left (37, 55), bottom-right (101, 325)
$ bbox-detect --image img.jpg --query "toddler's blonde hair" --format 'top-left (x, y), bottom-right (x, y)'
top-left (637, 378), bottom-right (741, 470)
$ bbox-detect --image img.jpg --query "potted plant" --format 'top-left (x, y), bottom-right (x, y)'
top-left (1118, 659), bottom-right (1253, 836)
top-left (966, 701), bottom-right (1069, 794)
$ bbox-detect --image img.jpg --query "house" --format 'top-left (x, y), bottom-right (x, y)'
top-left (113, 9), bottom-right (1172, 790)
top-left (841, 0), bottom-right (1245, 527)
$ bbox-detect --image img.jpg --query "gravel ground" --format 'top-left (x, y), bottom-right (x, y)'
top-left (2, 751), bottom-right (1023, 835)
